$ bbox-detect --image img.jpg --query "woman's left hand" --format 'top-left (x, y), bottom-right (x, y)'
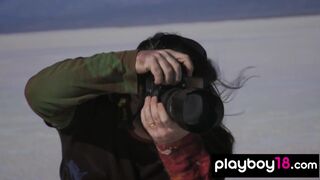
top-left (141, 96), bottom-right (189, 145)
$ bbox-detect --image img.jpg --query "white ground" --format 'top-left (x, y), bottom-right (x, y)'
top-left (0, 15), bottom-right (319, 180)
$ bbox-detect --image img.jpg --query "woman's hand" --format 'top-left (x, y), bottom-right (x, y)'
top-left (135, 49), bottom-right (193, 85)
top-left (140, 96), bottom-right (189, 145)
top-left (137, 49), bottom-right (193, 144)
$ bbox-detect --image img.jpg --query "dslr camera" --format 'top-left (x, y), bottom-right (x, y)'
top-left (140, 72), bottom-right (224, 133)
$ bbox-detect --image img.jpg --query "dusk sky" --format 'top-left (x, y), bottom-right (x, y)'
top-left (1, 0), bottom-right (320, 33)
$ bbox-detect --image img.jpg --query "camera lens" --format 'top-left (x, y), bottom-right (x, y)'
top-left (183, 93), bottom-right (202, 125)
top-left (141, 73), bottom-right (223, 133)
top-left (161, 88), bottom-right (224, 133)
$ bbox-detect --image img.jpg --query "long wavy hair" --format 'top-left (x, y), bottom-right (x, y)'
top-left (136, 32), bottom-right (248, 155)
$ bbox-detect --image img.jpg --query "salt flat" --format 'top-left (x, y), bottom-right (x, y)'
top-left (0, 15), bottom-right (319, 180)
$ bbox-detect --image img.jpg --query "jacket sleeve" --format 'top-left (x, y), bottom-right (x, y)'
top-left (156, 133), bottom-right (212, 180)
top-left (24, 50), bottom-right (138, 129)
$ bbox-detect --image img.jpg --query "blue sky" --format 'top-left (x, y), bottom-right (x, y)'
top-left (1, 0), bottom-right (320, 33)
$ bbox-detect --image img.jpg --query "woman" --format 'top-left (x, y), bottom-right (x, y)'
top-left (25, 32), bottom-right (235, 180)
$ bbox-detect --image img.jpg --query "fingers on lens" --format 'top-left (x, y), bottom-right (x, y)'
top-left (157, 102), bottom-right (170, 124)
top-left (151, 97), bottom-right (164, 127)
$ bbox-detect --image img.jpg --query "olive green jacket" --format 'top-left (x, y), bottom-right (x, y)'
top-left (25, 50), bottom-right (138, 129)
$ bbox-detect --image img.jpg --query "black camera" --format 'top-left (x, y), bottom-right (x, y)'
top-left (140, 73), bottom-right (224, 133)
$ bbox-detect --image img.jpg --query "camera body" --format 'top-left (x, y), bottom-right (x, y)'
top-left (141, 73), bottom-right (224, 133)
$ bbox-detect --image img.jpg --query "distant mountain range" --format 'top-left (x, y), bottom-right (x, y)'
top-left (1, 0), bottom-right (320, 34)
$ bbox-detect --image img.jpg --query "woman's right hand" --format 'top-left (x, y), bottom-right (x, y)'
top-left (135, 49), bottom-right (193, 85)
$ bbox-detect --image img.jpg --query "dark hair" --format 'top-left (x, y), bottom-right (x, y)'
top-left (137, 32), bottom-right (236, 154)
